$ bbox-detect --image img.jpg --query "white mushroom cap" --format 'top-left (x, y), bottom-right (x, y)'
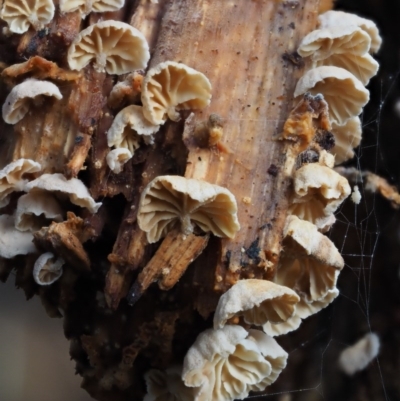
top-left (33, 252), bottom-right (64, 285)
top-left (15, 191), bottom-right (63, 232)
top-left (60, 0), bottom-right (124, 18)
top-left (213, 279), bottom-right (300, 330)
top-left (3, 78), bottom-right (63, 124)
top-left (0, 214), bottom-right (37, 258)
top-left (107, 105), bottom-right (159, 169)
top-left (278, 215), bottom-right (344, 302)
top-left (25, 173), bottom-right (102, 213)
top-left (294, 66), bottom-right (369, 125)
top-left (144, 366), bottom-right (194, 401)
top-left (137, 175), bottom-right (240, 243)
top-left (106, 148), bottom-right (132, 174)
top-left (289, 164), bottom-right (351, 230)
top-left (338, 332), bottom-right (380, 376)
top-left (67, 21), bottom-right (150, 74)
top-left (298, 26), bottom-right (379, 85)
top-left (318, 10), bottom-right (382, 54)
top-left (142, 61), bottom-right (212, 125)
top-left (0, 158), bottom-right (41, 208)
top-left (331, 117), bottom-right (362, 165)
top-left (182, 325), bottom-right (288, 401)
top-left (1, 0), bottom-right (55, 34)
top-left (318, 150), bottom-right (335, 169)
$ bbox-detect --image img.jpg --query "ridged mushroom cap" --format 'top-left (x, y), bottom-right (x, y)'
top-left (60, 0), bottom-right (125, 18)
top-left (106, 148), bottom-right (132, 174)
top-left (33, 252), bottom-right (64, 285)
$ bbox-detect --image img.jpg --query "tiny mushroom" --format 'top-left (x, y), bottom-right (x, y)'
top-left (137, 175), bottom-right (240, 243)
top-left (106, 148), bottom-right (132, 174)
top-left (1, 0), bottom-right (55, 34)
top-left (182, 325), bottom-right (288, 401)
top-left (67, 21), bottom-right (150, 74)
top-left (0, 158), bottom-right (41, 208)
top-left (297, 25), bottom-right (379, 85)
top-left (318, 10), bottom-right (382, 54)
top-left (3, 79), bottom-right (63, 124)
top-left (25, 173), bottom-right (102, 213)
top-left (60, 0), bottom-right (124, 18)
top-left (33, 252), bottom-right (65, 285)
top-left (289, 163), bottom-right (351, 230)
top-left (141, 61), bottom-right (212, 125)
top-left (294, 66), bottom-right (369, 125)
top-left (213, 279), bottom-right (300, 330)
top-left (14, 191), bottom-right (63, 232)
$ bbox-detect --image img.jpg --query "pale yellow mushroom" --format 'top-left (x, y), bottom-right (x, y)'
top-left (33, 252), bottom-right (65, 285)
top-left (60, 0), bottom-right (125, 18)
top-left (106, 148), bottom-right (132, 174)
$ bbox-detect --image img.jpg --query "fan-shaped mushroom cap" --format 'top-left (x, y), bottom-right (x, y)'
top-left (106, 148), bottom-right (132, 174)
top-left (331, 117), bottom-right (362, 165)
top-left (67, 21), bottom-right (150, 74)
top-left (318, 10), bottom-right (382, 54)
top-left (33, 252), bottom-right (64, 285)
top-left (182, 325), bottom-right (288, 401)
top-left (213, 279), bottom-right (300, 330)
top-left (3, 78), bottom-right (63, 124)
top-left (142, 61), bottom-right (212, 125)
top-left (278, 215), bottom-right (344, 302)
top-left (60, 0), bottom-right (124, 18)
top-left (289, 164), bottom-right (351, 230)
top-left (144, 366), bottom-right (194, 401)
top-left (25, 173), bottom-right (101, 213)
top-left (298, 26), bottom-right (379, 85)
top-left (15, 191), bottom-right (63, 232)
top-left (137, 175), bottom-right (240, 243)
top-left (107, 105), bottom-right (159, 170)
top-left (0, 214), bottom-right (37, 258)
top-left (1, 0), bottom-right (55, 34)
top-left (294, 66), bottom-right (369, 125)
top-left (0, 158), bottom-right (41, 208)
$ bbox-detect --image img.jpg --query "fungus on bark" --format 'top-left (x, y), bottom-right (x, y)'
top-left (60, 0), bottom-right (125, 18)
top-left (33, 252), bottom-right (65, 285)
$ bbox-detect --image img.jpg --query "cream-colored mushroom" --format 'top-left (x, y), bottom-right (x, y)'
top-left (331, 117), bottom-right (362, 165)
top-left (15, 191), bottom-right (63, 232)
top-left (67, 21), bottom-right (150, 74)
top-left (213, 279), bottom-right (300, 330)
top-left (318, 10), bottom-right (382, 54)
top-left (0, 158), bottom-right (41, 208)
top-left (182, 325), bottom-right (287, 401)
top-left (33, 252), bottom-right (65, 285)
top-left (25, 173), bottom-right (102, 213)
top-left (144, 366), bottom-right (194, 401)
top-left (298, 26), bottom-right (379, 85)
top-left (294, 66), bottom-right (369, 125)
top-left (137, 175), bottom-right (240, 243)
top-left (0, 214), bottom-right (37, 258)
top-left (3, 79), bottom-right (62, 124)
top-left (107, 105), bottom-right (159, 172)
top-left (60, 0), bottom-right (124, 18)
top-left (318, 149), bottom-right (335, 168)
top-left (1, 0), bottom-right (55, 34)
top-left (142, 61), bottom-right (212, 125)
top-left (289, 164), bottom-right (351, 230)
top-left (108, 71), bottom-right (143, 109)
top-left (106, 148), bottom-right (132, 174)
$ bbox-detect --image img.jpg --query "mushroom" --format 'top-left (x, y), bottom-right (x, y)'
top-left (25, 173), bottom-right (102, 213)
top-left (14, 191), bottom-right (63, 232)
top-left (2, 78), bottom-right (63, 125)
top-left (106, 105), bottom-right (159, 172)
top-left (331, 117), bottom-right (362, 165)
top-left (33, 252), bottom-right (65, 285)
top-left (141, 61), bottom-right (212, 125)
top-left (213, 279), bottom-right (300, 330)
top-left (106, 148), bottom-right (132, 174)
top-left (182, 325), bottom-right (288, 401)
top-left (318, 10), bottom-right (382, 54)
top-left (298, 26), bottom-right (379, 85)
top-left (108, 71), bottom-right (144, 109)
top-left (137, 175), bottom-right (240, 243)
top-left (0, 158), bottom-right (41, 208)
top-left (144, 366), bottom-right (194, 401)
top-left (67, 20), bottom-right (150, 74)
top-left (60, 0), bottom-right (124, 18)
top-left (0, 214), bottom-right (37, 258)
top-left (294, 66), bottom-right (369, 125)
top-left (0, 0), bottom-right (55, 34)
top-left (289, 164), bottom-right (351, 230)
